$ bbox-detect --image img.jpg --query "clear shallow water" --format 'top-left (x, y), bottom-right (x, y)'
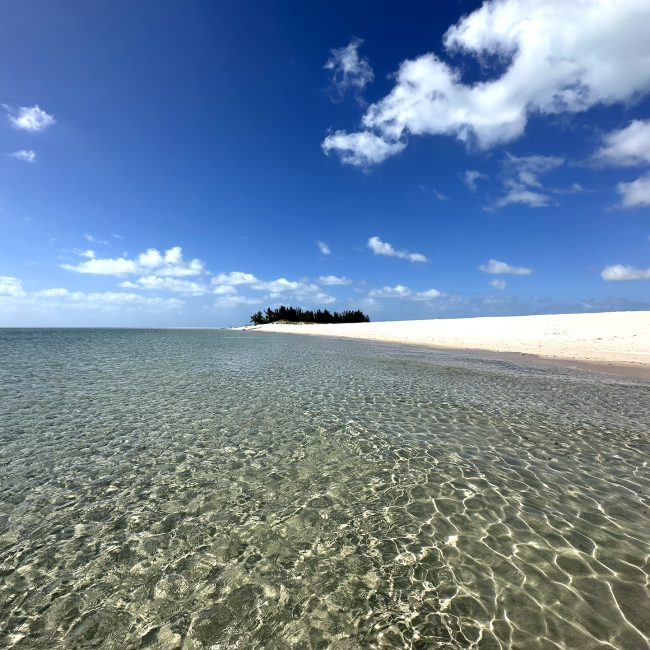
top-left (1, 329), bottom-right (649, 650)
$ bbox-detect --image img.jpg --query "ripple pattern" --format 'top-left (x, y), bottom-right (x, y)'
top-left (0, 329), bottom-right (649, 649)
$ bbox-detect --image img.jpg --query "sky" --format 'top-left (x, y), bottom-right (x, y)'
top-left (1, 0), bottom-right (650, 327)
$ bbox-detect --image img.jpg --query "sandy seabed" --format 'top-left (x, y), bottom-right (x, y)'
top-left (243, 311), bottom-right (650, 370)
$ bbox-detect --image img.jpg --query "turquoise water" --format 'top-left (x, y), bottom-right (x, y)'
top-left (1, 328), bottom-right (649, 649)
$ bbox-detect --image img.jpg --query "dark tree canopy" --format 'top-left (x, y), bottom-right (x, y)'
top-left (250, 305), bottom-right (369, 325)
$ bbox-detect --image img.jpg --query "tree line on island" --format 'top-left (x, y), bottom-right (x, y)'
top-left (250, 305), bottom-right (370, 325)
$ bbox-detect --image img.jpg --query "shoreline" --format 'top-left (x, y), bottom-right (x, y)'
top-left (240, 311), bottom-right (650, 380)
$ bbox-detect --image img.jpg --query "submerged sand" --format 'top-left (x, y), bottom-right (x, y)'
top-left (243, 311), bottom-right (650, 369)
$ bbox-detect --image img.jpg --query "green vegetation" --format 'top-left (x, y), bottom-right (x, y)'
top-left (250, 305), bottom-right (370, 325)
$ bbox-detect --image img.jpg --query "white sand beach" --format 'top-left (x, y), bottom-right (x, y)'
top-left (244, 311), bottom-right (650, 369)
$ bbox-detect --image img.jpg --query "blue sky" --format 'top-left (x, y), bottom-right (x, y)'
top-left (1, 0), bottom-right (649, 327)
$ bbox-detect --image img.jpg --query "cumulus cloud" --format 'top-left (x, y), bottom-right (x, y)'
top-left (0, 276), bottom-right (26, 298)
top-left (368, 285), bottom-right (411, 298)
top-left (212, 285), bottom-right (237, 295)
top-left (596, 120), bottom-right (650, 166)
top-left (212, 272), bottom-right (259, 286)
top-left (322, 130), bottom-right (406, 167)
top-left (369, 284), bottom-right (442, 300)
top-left (316, 240), bottom-right (331, 255)
top-left (324, 38), bottom-right (374, 99)
top-left (120, 276), bottom-right (207, 295)
top-left (257, 278), bottom-right (335, 304)
top-left (34, 288), bottom-right (69, 297)
top-left (213, 271), bottom-right (335, 304)
top-left (601, 264), bottom-right (650, 281)
top-left (323, 0), bottom-right (650, 165)
top-left (490, 279), bottom-right (507, 290)
top-left (318, 275), bottom-right (351, 285)
top-left (617, 172), bottom-right (650, 207)
top-left (10, 150), bottom-right (37, 163)
top-left (367, 236), bottom-right (427, 263)
top-left (415, 288), bottom-right (443, 300)
top-left (61, 246), bottom-right (204, 277)
top-left (61, 256), bottom-right (138, 275)
top-left (214, 295), bottom-right (262, 307)
top-left (463, 170), bottom-right (487, 192)
top-left (479, 259), bottom-right (532, 275)
top-left (8, 105), bottom-right (55, 132)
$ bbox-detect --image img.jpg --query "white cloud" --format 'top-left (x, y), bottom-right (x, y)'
top-left (420, 185), bottom-right (448, 201)
top-left (601, 264), bottom-right (650, 281)
top-left (617, 172), bottom-right (650, 207)
top-left (369, 285), bottom-right (411, 298)
top-left (214, 295), bottom-right (262, 307)
top-left (61, 246), bottom-right (204, 277)
top-left (463, 170), bottom-right (487, 192)
top-left (61, 256), bottom-right (138, 275)
top-left (496, 188), bottom-right (550, 208)
top-left (323, 0), bottom-right (650, 164)
top-left (60, 291), bottom-right (182, 309)
top-left (367, 236), bottom-right (427, 263)
top-left (565, 183), bottom-right (584, 194)
top-left (18, 286), bottom-right (182, 310)
top-left (479, 259), bottom-right (532, 275)
top-left (324, 38), bottom-right (374, 99)
top-left (322, 130), bottom-right (406, 167)
top-left (9, 105), bottom-right (55, 132)
top-left (213, 272), bottom-right (335, 304)
top-left (212, 285), bottom-right (237, 295)
top-left (318, 275), bottom-right (351, 285)
top-left (490, 279), bottom-right (507, 290)
top-left (595, 120), bottom-right (650, 206)
top-left (10, 150), bottom-right (37, 163)
top-left (497, 188), bottom-right (549, 208)
top-left (255, 279), bottom-right (335, 303)
top-left (252, 278), bottom-right (318, 294)
top-left (34, 288), bottom-right (69, 297)
top-left (316, 240), bottom-right (331, 255)
top-left (121, 275), bottom-right (207, 295)
top-left (496, 154), bottom-right (564, 208)
top-left (0, 276), bottom-right (26, 298)
top-left (415, 288), bottom-right (443, 300)
top-left (369, 284), bottom-right (442, 300)
top-left (212, 271), bottom-right (259, 286)
top-left (506, 154), bottom-right (564, 176)
top-left (596, 120), bottom-right (650, 166)
top-left (84, 233), bottom-right (108, 245)
top-left (79, 249), bottom-right (95, 258)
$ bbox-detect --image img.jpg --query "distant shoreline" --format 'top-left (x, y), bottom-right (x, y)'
top-left (239, 311), bottom-right (650, 379)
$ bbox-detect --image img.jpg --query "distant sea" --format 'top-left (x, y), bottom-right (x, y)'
top-left (1, 328), bottom-right (649, 649)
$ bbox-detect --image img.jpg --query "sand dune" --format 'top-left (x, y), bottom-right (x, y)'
top-left (244, 311), bottom-right (650, 369)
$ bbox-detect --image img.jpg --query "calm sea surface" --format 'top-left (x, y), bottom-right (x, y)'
top-left (1, 328), bottom-right (649, 649)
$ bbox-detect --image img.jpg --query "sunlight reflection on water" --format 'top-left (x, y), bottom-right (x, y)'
top-left (1, 329), bottom-right (649, 649)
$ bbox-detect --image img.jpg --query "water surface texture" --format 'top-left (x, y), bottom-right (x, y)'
top-left (1, 329), bottom-right (649, 649)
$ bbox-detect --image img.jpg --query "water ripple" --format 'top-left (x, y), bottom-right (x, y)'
top-left (0, 329), bottom-right (649, 649)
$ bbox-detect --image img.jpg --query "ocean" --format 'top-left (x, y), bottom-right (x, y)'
top-left (1, 328), bottom-right (649, 649)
